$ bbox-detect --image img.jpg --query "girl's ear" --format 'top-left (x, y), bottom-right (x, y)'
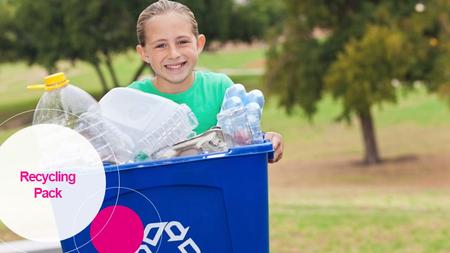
top-left (136, 45), bottom-right (149, 63)
top-left (197, 34), bottom-right (206, 53)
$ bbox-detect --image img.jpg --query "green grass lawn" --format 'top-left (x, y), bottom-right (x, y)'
top-left (198, 47), bottom-right (265, 70)
top-left (270, 198), bottom-right (450, 253)
top-left (1, 48), bottom-right (450, 252)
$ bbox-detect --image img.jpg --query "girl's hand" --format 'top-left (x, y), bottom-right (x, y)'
top-left (265, 132), bottom-right (284, 163)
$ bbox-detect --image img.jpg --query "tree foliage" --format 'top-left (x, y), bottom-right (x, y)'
top-left (0, 0), bottom-right (17, 63)
top-left (1, 0), bottom-right (283, 91)
top-left (10, 0), bottom-right (148, 91)
top-left (229, 0), bottom-right (285, 42)
top-left (266, 0), bottom-right (450, 164)
top-left (3, 0), bottom-right (253, 91)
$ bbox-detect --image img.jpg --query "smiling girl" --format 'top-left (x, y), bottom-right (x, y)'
top-left (129, 0), bottom-right (283, 162)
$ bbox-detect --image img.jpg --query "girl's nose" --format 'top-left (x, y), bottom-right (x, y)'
top-left (168, 45), bottom-right (181, 59)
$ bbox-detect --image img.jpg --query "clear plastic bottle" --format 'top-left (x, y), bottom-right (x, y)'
top-left (246, 89), bottom-right (265, 110)
top-left (224, 83), bottom-right (247, 104)
top-left (29, 72), bottom-right (134, 164)
top-left (217, 97), bottom-right (253, 147)
top-left (218, 85), bottom-right (266, 146)
top-left (133, 104), bottom-right (198, 161)
top-left (245, 102), bottom-right (264, 144)
top-left (245, 89), bottom-right (265, 144)
top-left (221, 96), bottom-right (243, 111)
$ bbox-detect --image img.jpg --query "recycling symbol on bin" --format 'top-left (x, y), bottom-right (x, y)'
top-left (137, 221), bottom-right (201, 253)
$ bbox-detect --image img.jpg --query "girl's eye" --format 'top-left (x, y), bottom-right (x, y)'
top-left (155, 43), bottom-right (167, 49)
top-left (178, 40), bottom-right (190, 45)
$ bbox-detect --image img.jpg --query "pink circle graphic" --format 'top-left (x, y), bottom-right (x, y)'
top-left (90, 205), bottom-right (144, 253)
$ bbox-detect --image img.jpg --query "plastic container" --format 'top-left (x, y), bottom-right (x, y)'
top-left (29, 73), bottom-right (134, 164)
top-left (99, 88), bottom-right (198, 161)
top-left (60, 142), bottom-right (273, 253)
top-left (99, 88), bottom-right (182, 143)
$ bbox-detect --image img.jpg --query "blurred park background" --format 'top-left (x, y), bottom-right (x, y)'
top-left (1, 0), bottom-right (450, 252)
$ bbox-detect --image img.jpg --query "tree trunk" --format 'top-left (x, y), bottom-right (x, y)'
top-left (104, 52), bottom-right (120, 87)
top-left (131, 61), bottom-right (150, 83)
top-left (92, 62), bottom-right (109, 94)
top-left (357, 109), bottom-right (381, 165)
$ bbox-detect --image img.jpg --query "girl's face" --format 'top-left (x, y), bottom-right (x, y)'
top-left (137, 11), bottom-right (205, 88)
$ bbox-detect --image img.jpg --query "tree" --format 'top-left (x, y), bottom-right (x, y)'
top-left (13, 0), bottom-right (70, 73)
top-left (266, 0), bottom-right (450, 164)
top-left (229, 0), bottom-right (285, 42)
top-left (0, 0), bottom-right (17, 63)
top-left (11, 0), bottom-right (148, 93)
top-left (63, 0), bottom-right (145, 91)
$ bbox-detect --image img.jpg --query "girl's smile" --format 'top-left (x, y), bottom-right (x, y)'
top-left (165, 61), bottom-right (186, 70)
top-left (164, 60), bottom-right (188, 72)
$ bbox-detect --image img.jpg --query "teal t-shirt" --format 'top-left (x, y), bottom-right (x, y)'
top-left (128, 71), bottom-right (233, 134)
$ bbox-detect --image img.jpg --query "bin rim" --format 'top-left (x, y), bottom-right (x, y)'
top-left (104, 141), bottom-right (274, 173)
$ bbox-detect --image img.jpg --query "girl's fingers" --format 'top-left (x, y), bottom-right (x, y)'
top-left (266, 132), bottom-right (284, 163)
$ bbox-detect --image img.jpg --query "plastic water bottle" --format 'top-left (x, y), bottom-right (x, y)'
top-left (133, 104), bottom-right (198, 161)
top-left (245, 90), bottom-right (265, 144)
top-left (29, 72), bottom-right (134, 164)
top-left (217, 100), bottom-right (252, 147)
top-left (245, 102), bottom-right (264, 144)
top-left (224, 83), bottom-right (247, 104)
top-left (221, 96), bottom-right (243, 111)
top-left (218, 84), bottom-right (266, 146)
top-left (246, 90), bottom-right (265, 110)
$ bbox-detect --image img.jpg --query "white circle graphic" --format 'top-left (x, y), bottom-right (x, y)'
top-left (0, 124), bottom-right (105, 242)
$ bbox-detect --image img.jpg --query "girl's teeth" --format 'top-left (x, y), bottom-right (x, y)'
top-left (166, 63), bottom-right (183, 69)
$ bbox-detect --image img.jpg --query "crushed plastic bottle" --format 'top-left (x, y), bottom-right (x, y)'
top-left (29, 72), bottom-right (134, 164)
top-left (151, 127), bottom-right (228, 160)
top-left (133, 104), bottom-right (198, 161)
top-left (98, 87), bottom-right (199, 162)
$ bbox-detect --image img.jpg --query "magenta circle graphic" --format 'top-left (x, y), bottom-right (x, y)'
top-left (90, 205), bottom-right (144, 253)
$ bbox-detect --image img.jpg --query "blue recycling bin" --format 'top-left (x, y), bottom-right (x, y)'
top-left (60, 142), bottom-right (273, 253)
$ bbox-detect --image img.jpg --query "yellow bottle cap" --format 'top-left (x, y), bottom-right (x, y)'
top-left (28, 72), bottom-right (70, 91)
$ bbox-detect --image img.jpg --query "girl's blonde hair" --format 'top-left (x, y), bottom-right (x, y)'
top-left (137, 0), bottom-right (199, 46)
